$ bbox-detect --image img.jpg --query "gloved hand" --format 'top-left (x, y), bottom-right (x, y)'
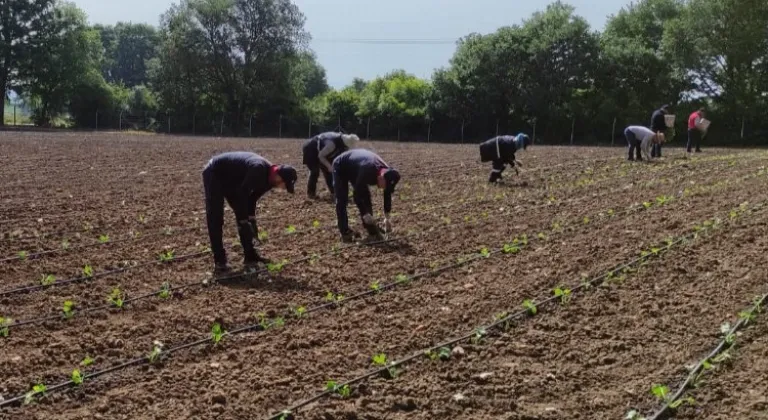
top-left (383, 217), bottom-right (392, 233)
top-left (362, 213), bottom-right (375, 226)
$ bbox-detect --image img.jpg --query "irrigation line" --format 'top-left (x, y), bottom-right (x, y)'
top-left (644, 292), bottom-right (768, 420)
top-left (2, 167), bottom-right (759, 409)
top-left (264, 199), bottom-right (768, 420)
top-left (2, 235), bottom-right (411, 330)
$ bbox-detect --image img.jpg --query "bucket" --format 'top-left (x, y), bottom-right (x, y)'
top-left (664, 114), bottom-right (676, 128)
top-left (697, 118), bottom-right (711, 132)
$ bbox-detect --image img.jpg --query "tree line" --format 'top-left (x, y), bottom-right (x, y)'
top-left (2, 0), bottom-right (767, 143)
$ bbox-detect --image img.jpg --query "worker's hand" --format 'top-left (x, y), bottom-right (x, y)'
top-left (361, 213), bottom-right (375, 226)
top-left (384, 217), bottom-right (392, 233)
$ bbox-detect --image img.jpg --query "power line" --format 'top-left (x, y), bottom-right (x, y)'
top-left (312, 38), bottom-right (458, 45)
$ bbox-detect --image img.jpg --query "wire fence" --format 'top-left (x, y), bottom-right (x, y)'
top-left (2, 106), bottom-right (767, 147)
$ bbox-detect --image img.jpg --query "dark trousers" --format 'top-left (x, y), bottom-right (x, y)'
top-left (625, 129), bottom-right (642, 160)
top-left (488, 159), bottom-right (508, 183)
top-left (307, 162), bottom-right (334, 196)
top-left (687, 129), bottom-right (702, 152)
top-left (203, 167), bottom-right (257, 266)
top-left (651, 143), bottom-right (662, 158)
top-left (333, 171), bottom-right (376, 235)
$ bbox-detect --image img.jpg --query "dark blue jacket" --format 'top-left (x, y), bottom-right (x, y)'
top-left (333, 149), bottom-right (396, 213)
top-left (651, 109), bottom-right (667, 132)
top-left (205, 152), bottom-right (273, 217)
top-left (303, 132), bottom-right (347, 165)
top-left (479, 135), bottom-right (523, 163)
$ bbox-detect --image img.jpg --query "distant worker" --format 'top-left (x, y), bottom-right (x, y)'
top-left (302, 132), bottom-right (360, 199)
top-left (332, 149), bottom-right (401, 242)
top-left (650, 105), bottom-right (670, 158)
top-left (624, 125), bottom-right (664, 162)
top-left (202, 152), bottom-right (297, 274)
top-left (687, 108), bottom-right (706, 154)
top-left (479, 133), bottom-right (531, 183)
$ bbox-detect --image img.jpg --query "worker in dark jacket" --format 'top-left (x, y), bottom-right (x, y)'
top-left (479, 133), bottom-right (531, 183)
top-left (202, 152), bottom-right (297, 274)
top-left (302, 132), bottom-right (360, 199)
top-left (650, 105), bottom-right (669, 158)
top-left (332, 149), bottom-right (401, 242)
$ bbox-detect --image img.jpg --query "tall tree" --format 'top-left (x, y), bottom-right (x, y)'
top-left (0, 0), bottom-right (54, 126)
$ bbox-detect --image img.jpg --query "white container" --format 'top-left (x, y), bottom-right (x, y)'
top-left (697, 118), bottom-right (711, 132)
top-left (664, 114), bottom-right (676, 128)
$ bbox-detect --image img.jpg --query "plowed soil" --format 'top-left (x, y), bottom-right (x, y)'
top-left (0, 131), bottom-right (766, 420)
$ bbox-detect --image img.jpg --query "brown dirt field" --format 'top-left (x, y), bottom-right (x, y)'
top-left (0, 131), bottom-right (766, 420)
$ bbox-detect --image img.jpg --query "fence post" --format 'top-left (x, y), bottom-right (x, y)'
top-left (167, 112), bottom-right (171, 134)
top-left (366, 117), bottom-right (371, 139)
top-left (192, 111), bottom-right (197, 135)
top-left (279, 114), bottom-right (282, 138)
top-left (612, 117), bottom-right (617, 146)
top-left (461, 119), bottom-right (465, 143)
top-left (119, 110), bottom-right (124, 130)
top-left (220, 115), bottom-right (224, 135)
top-left (741, 117), bottom-right (745, 139)
top-left (427, 119), bottom-right (432, 143)
top-left (13, 105), bottom-right (16, 125)
top-left (570, 117), bottom-right (575, 145)
top-left (95, 110), bottom-right (98, 130)
top-left (337, 115), bottom-right (341, 132)
top-left (308, 117), bottom-right (312, 138)
top-left (495, 119), bottom-right (499, 136)
top-left (249, 114), bottom-right (254, 137)
top-left (532, 121), bottom-right (537, 145)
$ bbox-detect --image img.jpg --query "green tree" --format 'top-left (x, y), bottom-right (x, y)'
top-left (97, 23), bottom-right (160, 87)
top-left (0, 0), bottom-right (54, 126)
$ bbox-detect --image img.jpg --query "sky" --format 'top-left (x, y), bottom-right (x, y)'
top-left (73, 0), bottom-right (626, 88)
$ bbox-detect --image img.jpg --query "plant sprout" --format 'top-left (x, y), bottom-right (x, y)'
top-left (372, 353), bottom-right (387, 366)
top-left (266, 259), bottom-right (288, 274)
top-left (370, 281), bottom-right (381, 293)
top-left (108, 288), bottom-right (124, 308)
top-left (40, 274), bottom-right (56, 286)
top-left (471, 327), bottom-right (487, 344)
top-left (71, 369), bottom-right (84, 385)
top-left (148, 341), bottom-right (163, 364)
top-left (479, 247), bottom-right (491, 258)
top-left (98, 234), bottom-right (110, 244)
top-left (158, 249), bottom-right (175, 262)
top-left (522, 299), bottom-right (537, 315)
top-left (158, 282), bottom-right (171, 299)
top-left (18, 251), bottom-right (28, 260)
top-left (312, 220), bottom-right (321, 228)
top-left (502, 243), bottom-right (520, 254)
top-left (80, 356), bottom-right (95, 367)
top-left (82, 265), bottom-right (94, 278)
top-left (293, 306), bottom-right (307, 318)
top-left (257, 231), bottom-right (269, 242)
top-left (23, 383), bottom-right (47, 405)
top-left (395, 274), bottom-right (409, 284)
top-left (0, 316), bottom-right (12, 337)
top-left (285, 225), bottom-right (297, 234)
top-left (62, 300), bottom-right (76, 319)
top-left (211, 323), bottom-right (225, 345)
top-left (553, 287), bottom-right (572, 304)
top-left (62, 239), bottom-right (70, 250)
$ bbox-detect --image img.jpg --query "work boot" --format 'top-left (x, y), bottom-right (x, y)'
top-left (213, 263), bottom-right (232, 277)
top-left (341, 230), bottom-right (359, 243)
top-left (695, 149), bottom-right (702, 153)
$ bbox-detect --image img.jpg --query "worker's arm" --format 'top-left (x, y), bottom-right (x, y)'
top-left (318, 143), bottom-right (336, 172)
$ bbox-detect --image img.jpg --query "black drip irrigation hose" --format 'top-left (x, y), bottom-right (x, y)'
top-left (2, 234), bottom-right (410, 331)
top-left (263, 199), bottom-right (768, 420)
top-left (0, 226), bottom-right (202, 263)
top-left (644, 292), bottom-right (768, 420)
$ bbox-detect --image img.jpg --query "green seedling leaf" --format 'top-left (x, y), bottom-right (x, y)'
top-left (18, 251), bottom-right (28, 260)
top-left (337, 384), bottom-right (351, 398)
top-left (438, 347), bottom-right (451, 360)
top-left (257, 230), bottom-right (269, 243)
top-left (372, 353), bottom-right (387, 366)
top-left (158, 282), bottom-right (171, 299)
top-left (24, 383), bottom-right (47, 405)
top-left (148, 342), bottom-right (163, 364)
top-left (522, 299), bottom-right (537, 315)
top-left (293, 306), bottom-right (307, 318)
top-left (80, 356), bottom-right (95, 367)
top-left (607, 209), bottom-right (615, 217)
top-left (325, 380), bottom-right (338, 392)
top-left (285, 225), bottom-right (297, 234)
top-left (266, 259), bottom-right (289, 274)
top-left (158, 249), bottom-right (175, 263)
top-left (0, 316), bottom-right (12, 337)
top-left (40, 274), bottom-right (56, 286)
top-left (211, 323), bottom-right (225, 344)
top-left (651, 384), bottom-right (670, 402)
top-left (441, 217), bottom-right (451, 225)
top-left (108, 288), bottom-right (124, 309)
top-left (643, 202), bottom-right (652, 209)
top-left (82, 265), bottom-right (94, 278)
top-left (98, 234), bottom-right (110, 244)
top-left (669, 396), bottom-right (695, 409)
top-left (395, 274), bottom-right (409, 284)
top-left (625, 409), bottom-right (646, 420)
top-left (479, 247), bottom-right (491, 258)
top-left (370, 281), bottom-right (381, 293)
top-left (471, 327), bottom-right (487, 344)
top-left (278, 411), bottom-right (292, 420)
top-left (502, 244), bottom-right (520, 254)
top-left (71, 369), bottom-right (84, 385)
top-left (553, 287), bottom-right (572, 304)
top-left (537, 232), bottom-right (547, 241)
top-left (738, 310), bottom-right (756, 325)
top-left (494, 312), bottom-right (509, 321)
top-left (312, 220), bottom-right (320, 228)
top-left (62, 300), bottom-right (76, 320)
top-left (720, 322), bottom-right (732, 335)
top-left (583, 216), bottom-right (590, 225)
top-left (62, 240), bottom-right (70, 250)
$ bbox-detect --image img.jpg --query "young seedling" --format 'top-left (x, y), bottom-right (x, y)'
top-left (537, 232), bottom-right (547, 241)
top-left (163, 226), bottom-right (173, 236)
top-left (62, 239), bottom-right (70, 250)
top-left (158, 249), bottom-right (175, 263)
top-left (312, 220), bottom-right (320, 229)
top-left (138, 214), bottom-right (146, 224)
top-left (266, 259), bottom-right (288, 274)
top-left (80, 356), bottom-right (95, 367)
top-left (625, 409), bottom-right (647, 420)
top-left (292, 306), bottom-right (307, 318)
top-left (82, 265), bottom-right (94, 278)
top-left (148, 341), bottom-right (163, 364)
top-left (278, 410), bottom-right (292, 420)
top-left (309, 253), bottom-right (320, 265)
top-left (471, 327), bottom-right (487, 344)
top-left (441, 216), bottom-right (451, 225)
top-left (738, 310), bottom-right (756, 325)
top-left (479, 247), bottom-right (491, 258)
top-left (642, 201), bottom-right (653, 210)
top-left (395, 274), bottom-right (410, 284)
top-left (324, 292), bottom-right (344, 303)
top-left (211, 323), bottom-right (225, 345)
top-left (582, 216), bottom-right (590, 225)
top-left (23, 383), bottom-right (47, 405)
top-left (18, 251), bottom-right (28, 260)
top-left (257, 231), bottom-right (269, 243)
top-left (158, 282), bottom-right (171, 299)
top-left (272, 317), bottom-right (285, 328)
top-left (607, 209), bottom-right (615, 217)
top-left (71, 369), bottom-right (84, 385)
top-left (0, 316), bottom-right (12, 337)
top-left (62, 300), bottom-right (76, 320)
top-left (502, 243), bottom-right (520, 254)
top-left (553, 287), bottom-right (572, 304)
top-left (370, 281), bottom-right (381, 293)
top-left (98, 234), bottom-right (110, 244)
top-left (40, 274), bottom-right (56, 286)
top-left (284, 225), bottom-right (297, 234)
top-left (522, 299), bottom-right (537, 316)
top-left (108, 288), bottom-right (124, 309)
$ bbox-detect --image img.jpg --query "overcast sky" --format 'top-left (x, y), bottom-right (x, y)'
top-left (73, 0), bottom-right (625, 88)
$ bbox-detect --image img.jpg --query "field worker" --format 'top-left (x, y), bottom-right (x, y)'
top-left (687, 108), bottom-right (706, 154)
top-left (302, 132), bottom-right (360, 199)
top-left (650, 104), bottom-right (670, 158)
top-left (479, 133), bottom-right (531, 183)
top-left (624, 125), bottom-right (664, 162)
top-left (202, 152), bottom-right (297, 274)
top-left (332, 149), bottom-right (401, 242)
